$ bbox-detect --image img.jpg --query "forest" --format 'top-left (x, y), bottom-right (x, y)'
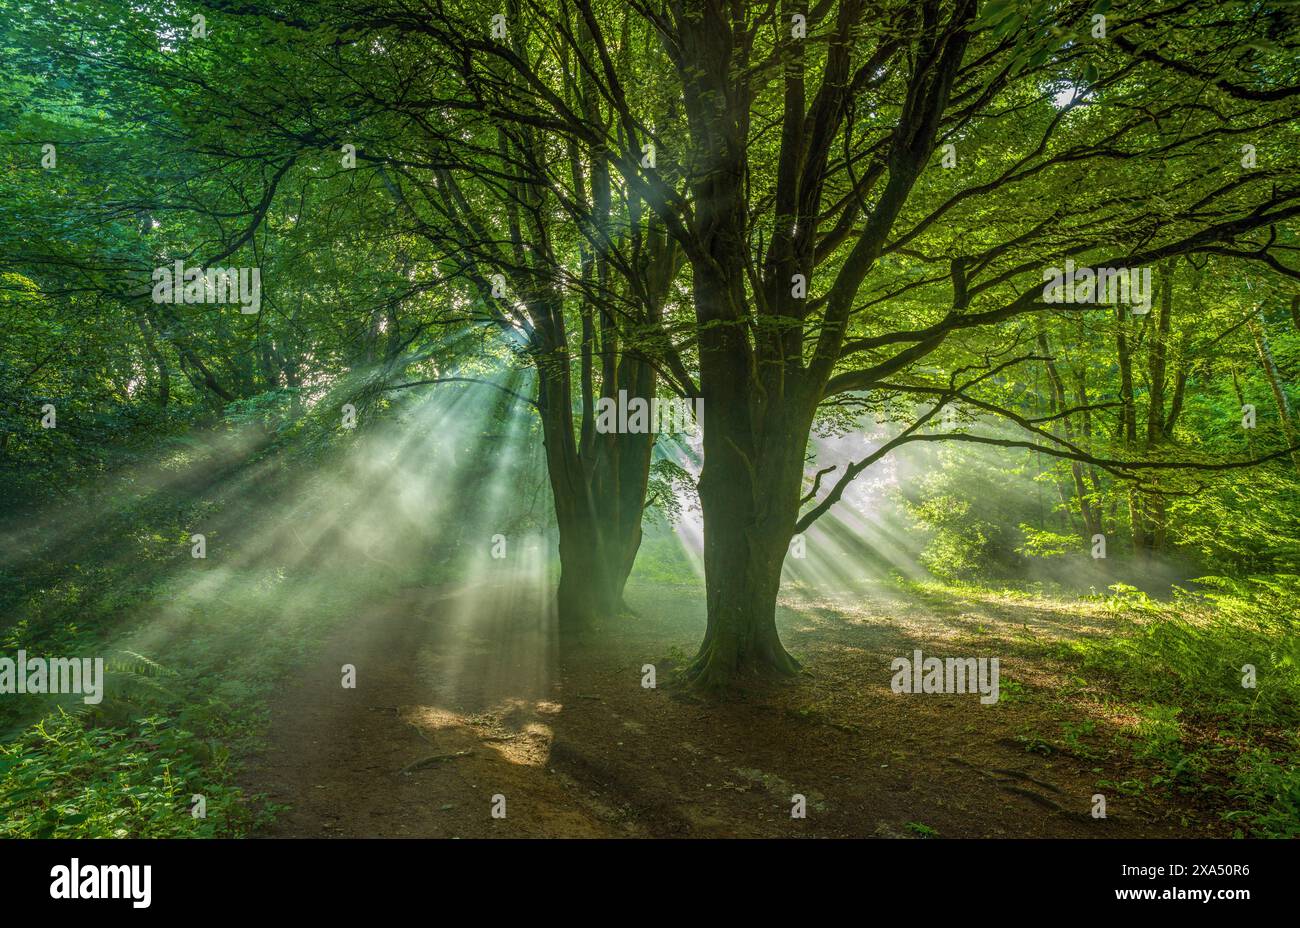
top-left (1, 0), bottom-right (1298, 841)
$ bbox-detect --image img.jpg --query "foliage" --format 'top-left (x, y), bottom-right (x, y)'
top-left (1061, 575), bottom-right (1300, 836)
top-left (0, 0), bottom-right (1298, 834)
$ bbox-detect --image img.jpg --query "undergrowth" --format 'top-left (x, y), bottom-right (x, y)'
top-left (0, 566), bottom-right (398, 837)
top-left (1061, 576), bottom-right (1300, 837)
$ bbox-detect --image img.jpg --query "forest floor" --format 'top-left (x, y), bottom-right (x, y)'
top-left (241, 576), bottom-right (1227, 838)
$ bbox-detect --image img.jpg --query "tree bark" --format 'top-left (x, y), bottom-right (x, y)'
top-left (1039, 331), bottom-right (1098, 542)
top-left (1250, 311), bottom-right (1300, 475)
top-left (1138, 261), bottom-right (1177, 554)
top-left (667, 0), bottom-right (972, 687)
top-left (1115, 305), bottom-right (1149, 555)
top-left (684, 267), bottom-right (807, 686)
top-left (688, 362), bottom-right (807, 685)
top-left (537, 359), bottom-right (622, 629)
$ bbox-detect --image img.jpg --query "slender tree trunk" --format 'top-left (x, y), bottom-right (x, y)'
top-left (538, 364), bottom-right (620, 629)
top-left (1115, 305), bottom-right (1147, 555)
top-left (1039, 332), bottom-right (1097, 541)
top-left (134, 307), bottom-right (170, 408)
top-left (1074, 366), bottom-right (1106, 532)
top-left (1232, 365), bottom-right (1254, 456)
top-left (593, 351), bottom-right (657, 605)
top-left (1136, 260), bottom-right (1175, 557)
top-left (1250, 312), bottom-right (1300, 475)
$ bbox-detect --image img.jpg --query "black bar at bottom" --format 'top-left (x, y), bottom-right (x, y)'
top-left (1, 837), bottom-right (1283, 914)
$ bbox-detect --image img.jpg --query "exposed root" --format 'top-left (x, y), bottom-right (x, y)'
top-left (948, 756), bottom-right (1095, 823)
top-left (399, 750), bottom-right (472, 775)
top-left (684, 641), bottom-right (802, 694)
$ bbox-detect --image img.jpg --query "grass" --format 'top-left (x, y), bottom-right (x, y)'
top-left (885, 573), bottom-right (1300, 837)
top-left (905, 821), bottom-right (940, 838)
top-left (6, 517), bottom-right (1299, 838)
top-left (0, 564), bottom-right (409, 837)
top-left (1057, 576), bottom-right (1300, 837)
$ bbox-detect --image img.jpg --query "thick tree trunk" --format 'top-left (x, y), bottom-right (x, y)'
top-left (688, 525), bottom-right (799, 688)
top-left (687, 436), bottom-right (805, 687)
top-left (548, 462), bottom-right (647, 628)
top-left (553, 507), bottom-right (621, 629)
top-left (668, 0), bottom-right (971, 689)
top-left (684, 273), bottom-right (805, 687)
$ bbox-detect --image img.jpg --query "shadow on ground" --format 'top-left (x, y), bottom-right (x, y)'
top-left (241, 575), bottom-right (1218, 837)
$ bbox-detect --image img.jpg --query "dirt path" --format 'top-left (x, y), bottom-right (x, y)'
top-left (241, 579), bottom-right (620, 837)
top-left (241, 578), bottom-right (1217, 838)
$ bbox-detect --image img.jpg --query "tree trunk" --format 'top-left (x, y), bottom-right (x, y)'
top-left (687, 421), bottom-right (805, 687)
top-left (134, 307), bottom-right (170, 408)
top-left (1039, 331), bottom-right (1098, 541)
top-left (1138, 261), bottom-right (1176, 556)
top-left (684, 275), bottom-right (805, 687)
top-left (593, 351), bottom-right (656, 606)
top-left (534, 315), bottom-right (659, 630)
top-left (1115, 305), bottom-right (1148, 555)
top-left (667, 0), bottom-right (971, 688)
top-left (1250, 311), bottom-right (1300, 475)
top-left (688, 516), bottom-right (800, 688)
top-left (537, 355), bottom-right (621, 630)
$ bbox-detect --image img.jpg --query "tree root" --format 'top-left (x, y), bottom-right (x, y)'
top-left (948, 756), bottom-right (1096, 823)
top-left (399, 750), bottom-right (472, 775)
top-left (985, 766), bottom-right (1065, 795)
top-left (683, 640), bottom-right (801, 693)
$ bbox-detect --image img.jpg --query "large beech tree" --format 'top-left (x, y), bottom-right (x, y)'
top-left (6, 0), bottom-right (1298, 686)
top-left (387, 0), bottom-right (1299, 684)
